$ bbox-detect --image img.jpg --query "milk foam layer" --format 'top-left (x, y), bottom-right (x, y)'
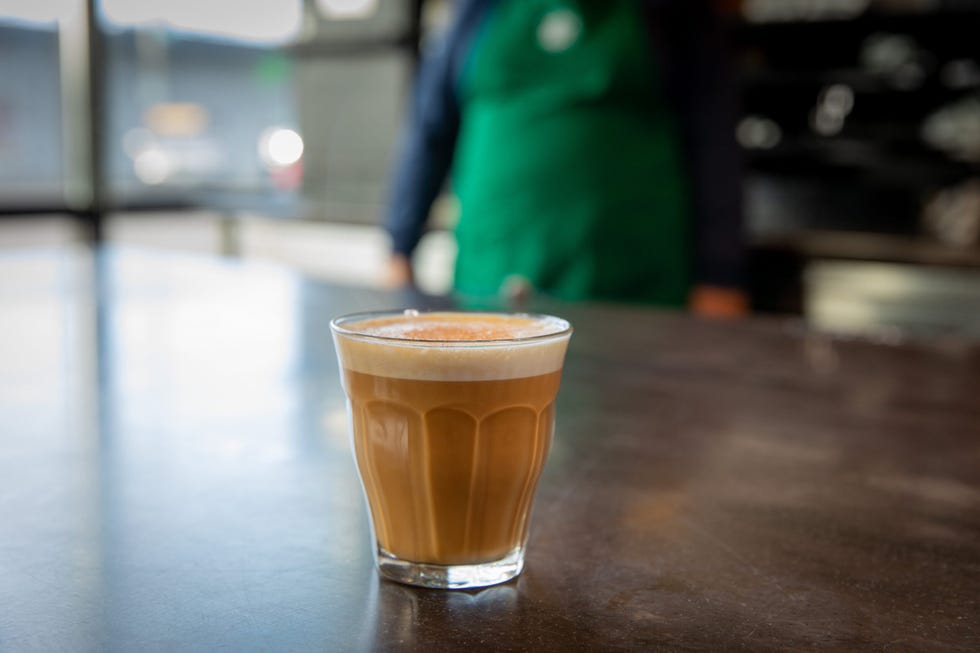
top-left (332, 312), bottom-right (571, 381)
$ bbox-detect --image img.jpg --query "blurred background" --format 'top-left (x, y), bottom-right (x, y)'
top-left (1, 0), bottom-right (979, 339)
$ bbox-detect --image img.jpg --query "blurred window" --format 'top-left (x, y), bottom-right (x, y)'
top-left (311, 0), bottom-right (409, 41)
top-left (99, 0), bottom-right (303, 209)
top-left (0, 2), bottom-right (65, 206)
top-left (0, 1), bottom-right (66, 25)
top-left (293, 0), bottom-right (422, 224)
top-left (0, 0), bottom-right (427, 222)
top-left (317, 0), bottom-right (380, 21)
top-left (101, 0), bottom-right (302, 45)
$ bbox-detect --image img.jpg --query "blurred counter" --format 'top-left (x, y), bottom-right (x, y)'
top-left (751, 230), bottom-right (980, 339)
top-left (1, 246), bottom-right (978, 651)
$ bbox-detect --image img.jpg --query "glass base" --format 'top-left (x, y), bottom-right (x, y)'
top-left (376, 546), bottom-right (525, 590)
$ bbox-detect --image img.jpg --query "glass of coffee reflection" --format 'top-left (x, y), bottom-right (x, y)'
top-left (331, 310), bottom-right (572, 589)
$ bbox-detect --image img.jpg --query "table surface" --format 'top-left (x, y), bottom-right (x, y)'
top-left (1, 247), bottom-right (978, 652)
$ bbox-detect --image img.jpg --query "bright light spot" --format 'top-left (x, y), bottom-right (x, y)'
top-left (861, 33), bottom-right (926, 90)
top-left (737, 116), bottom-right (783, 149)
top-left (259, 127), bottom-right (304, 167)
top-left (134, 146), bottom-right (173, 185)
top-left (812, 84), bottom-right (855, 136)
top-left (821, 84), bottom-right (855, 115)
top-left (143, 103), bottom-right (209, 137)
top-left (317, 0), bottom-right (378, 20)
top-left (101, 0), bottom-right (302, 45)
top-left (537, 9), bottom-right (581, 54)
top-left (923, 97), bottom-right (980, 162)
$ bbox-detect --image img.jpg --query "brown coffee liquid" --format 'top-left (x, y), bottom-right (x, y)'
top-left (344, 368), bottom-right (562, 566)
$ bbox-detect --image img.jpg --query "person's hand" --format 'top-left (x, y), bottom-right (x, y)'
top-left (689, 284), bottom-right (749, 319)
top-left (500, 275), bottom-right (534, 306)
top-left (383, 254), bottom-right (415, 289)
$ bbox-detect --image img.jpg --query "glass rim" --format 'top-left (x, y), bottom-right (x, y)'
top-left (329, 309), bottom-right (573, 347)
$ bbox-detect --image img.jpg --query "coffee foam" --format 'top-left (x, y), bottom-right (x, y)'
top-left (332, 312), bottom-right (571, 381)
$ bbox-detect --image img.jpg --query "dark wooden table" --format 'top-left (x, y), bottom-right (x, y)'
top-left (2, 247), bottom-right (978, 652)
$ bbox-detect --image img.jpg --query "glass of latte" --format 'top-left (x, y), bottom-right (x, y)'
top-left (331, 310), bottom-right (572, 589)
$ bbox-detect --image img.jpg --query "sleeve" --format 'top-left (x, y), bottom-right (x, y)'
top-left (648, 1), bottom-right (746, 288)
top-left (384, 7), bottom-right (472, 257)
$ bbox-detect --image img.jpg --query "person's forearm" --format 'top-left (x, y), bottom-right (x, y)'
top-left (689, 284), bottom-right (749, 318)
top-left (383, 253), bottom-right (415, 289)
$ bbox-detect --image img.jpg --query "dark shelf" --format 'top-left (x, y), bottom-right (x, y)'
top-left (735, 4), bottom-right (980, 31)
top-left (752, 229), bottom-right (980, 270)
top-left (736, 6), bottom-right (980, 189)
top-left (740, 68), bottom-right (979, 99)
top-left (745, 137), bottom-right (978, 183)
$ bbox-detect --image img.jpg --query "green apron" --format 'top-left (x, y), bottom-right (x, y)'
top-left (452, 0), bottom-right (690, 305)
